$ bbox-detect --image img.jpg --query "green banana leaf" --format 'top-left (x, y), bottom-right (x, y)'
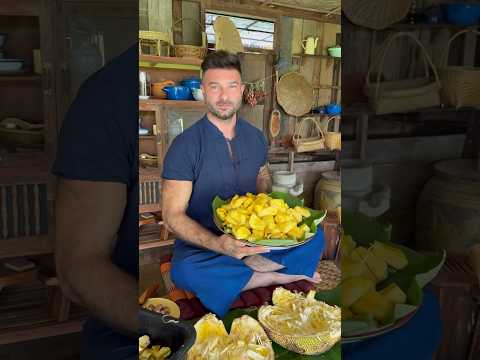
top-left (341, 210), bottom-right (445, 336)
top-left (223, 308), bottom-right (341, 360)
top-left (211, 192), bottom-right (327, 246)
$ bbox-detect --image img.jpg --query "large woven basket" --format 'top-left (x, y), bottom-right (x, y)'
top-left (439, 29), bottom-right (480, 109)
top-left (292, 117), bottom-right (325, 153)
top-left (258, 307), bottom-right (339, 355)
top-left (364, 32), bottom-right (442, 115)
top-left (343, 0), bottom-right (412, 30)
top-left (171, 18), bottom-right (207, 59)
top-left (276, 72), bottom-right (314, 117)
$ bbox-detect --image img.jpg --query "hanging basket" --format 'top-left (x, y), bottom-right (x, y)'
top-left (292, 117), bottom-right (325, 153)
top-left (364, 32), bottom-right (442, 115)
top-left (343, 0), bottom-right (412, 30)
top-left (170, 18), bottom-right (207, 59)
top-left (439, 29), bottom-right (480, 109)
top-left (276, 72), bottom-right (314, 117)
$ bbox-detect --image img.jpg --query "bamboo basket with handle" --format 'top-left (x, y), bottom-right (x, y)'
top-left (364, 32), bottom-right (442, 115)
top-left (439, 29), bottom-right (480, 109)
top-left (292, 117), bottom-right (325, 153)
top-left (170, 18), bottom-right (207, 59)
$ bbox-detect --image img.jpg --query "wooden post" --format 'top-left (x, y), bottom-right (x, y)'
top-left (357, 112), bottom-right (369, 160)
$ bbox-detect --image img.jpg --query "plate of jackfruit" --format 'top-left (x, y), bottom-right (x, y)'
top-left (340, 211), bottom-right (446, 342)
top-left (212, 192), bottom-right (327, 249)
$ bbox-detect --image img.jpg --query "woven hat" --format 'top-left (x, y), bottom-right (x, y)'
top-left (343, 0), bottom-right (412, 30)
top-left (276, 72), bottom-right (314, 117)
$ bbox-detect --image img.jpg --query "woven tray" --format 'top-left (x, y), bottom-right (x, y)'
top-left (315, 260), bottom-right (341, 291)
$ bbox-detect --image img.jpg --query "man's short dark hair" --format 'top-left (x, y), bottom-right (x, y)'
top-left (201, 51), bottom-right (242, 76)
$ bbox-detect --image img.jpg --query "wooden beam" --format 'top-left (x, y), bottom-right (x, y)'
top-left (201, 0), bottom-right (340, 24)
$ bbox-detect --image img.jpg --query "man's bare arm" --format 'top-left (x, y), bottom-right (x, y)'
top-left (162, 179), bottom-right (269, 259)
top-left (256, 164), bottom-right (271, 194)
top-left (55, 179), bottom-right (137, 335)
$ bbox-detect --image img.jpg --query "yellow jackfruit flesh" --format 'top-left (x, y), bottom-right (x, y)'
top-left (233, 226), bottom-right (251, 240)
top-left (350, 247), bottom-right (388, 283)
top-left (341, 257), bottom-right (369, 280)
top-left (351, 291), bottom-right (394, 324)
top-left (340, 276), bottom-right (375, 308)
top-left (372, 241), bottom-right (408, 270)
top-left (249, 213), bottom-right (266, 230)
top-left (379, 283), bottom-right (407, 304)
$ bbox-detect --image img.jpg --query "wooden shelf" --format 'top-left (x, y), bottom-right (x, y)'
top-left (140, 98), bottom-right (207, 109)
top-left (139, 54), bottom-right (202, 70)
top-left (0, 74), bottom-right (42, 83)
top-left (139, 135), bottom-right (155, 140)
top-left (292, 54), bottom-right (331, 59)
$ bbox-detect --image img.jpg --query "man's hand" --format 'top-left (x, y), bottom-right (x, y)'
top-left (216, 234), bottom-right (270, 259)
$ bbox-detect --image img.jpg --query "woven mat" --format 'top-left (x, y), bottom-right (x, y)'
top-left (315, 260), bottom-right (341, 291)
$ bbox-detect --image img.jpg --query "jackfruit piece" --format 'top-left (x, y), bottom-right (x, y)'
top-left (340, 276), bottom-right (375, 308)
top-left (193, 313), bottom-right (228, 342)
top-left (372, 241), bottom-right (408, 270)
top-left (300, 224), bottom-right (310, 233)
top-left (379, 283), bottom-right (407, 304)
top-left (275, 213), bottom-right (292, 224)
top-left (262, 215), bottom-right (275, 224)
top-left (253, 204), bottom-right (265, 215)
top-left (245, 203), bottom-right (255, 214)
top-left (231, 196), bottom-right (247, 208)
top-left (350, 247), bottom-right (388, 283)
top-left (340, 234), bottom-right (356, 257)
top-left (229, 210), bottom-right (247, 226)
top-left (351, 291), bottom-right (394, 324)
top-left (287, 208), bottom-right (303, 223)
top-left (254, 198), bottom-right (269, 208)
top-left (241, 197), bottom-right (254, 209)
top-left (233, 226), bottom-right (251, 240)
top-left (287, 226), bottom-right (304, 240)
top-left (246, 192), bottom-right (255, 198)
top-left (270, 199), bottom-right (286, 208)
top-left (277, 221), bottom-right (296, 234)
top-left (216, 208), bottom-right (227, 221)
top-left (258, 206), bottom-right (278, 217)
top-left (249, 213), bottom-right (266, 230)
top-left (341, 257), bottom-right (369, 280)
top-left (252, 229), bottom-right (265, 241)
top-left (294, 206), bottom-right (311, 218)
top-left (225, 213), bottom-right (240, 226)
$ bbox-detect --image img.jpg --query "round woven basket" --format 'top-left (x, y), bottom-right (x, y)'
top-left (343, 0), bottom-right (412, 30)
top-left (276, 72), bottom-right (314, 117)
top-left (315, 260), bottom-right (341, 291)
top-left (258, 307), bottom-right (339, 355)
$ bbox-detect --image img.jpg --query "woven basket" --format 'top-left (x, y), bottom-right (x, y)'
top-left (276, 72), bottom-right (314, 117)
top-left (321, 116), bottom-right (341, 151)
top-left (292, 117), bottom-right (325, 153)
top-left (439, 29), bottom-right (480, 108)
top-left (315, 260), bottom-right (341, 291)
top-left (258, 307), bottom-right (339, 355)
top-left (171, 18), bottom-right (207, 59)
top-left (364, 32), bottom-right (442, 115)
top-left (343, 0), bottom-right (412, 30)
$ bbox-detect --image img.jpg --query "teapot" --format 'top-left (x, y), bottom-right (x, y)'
top-left (302, 36), bottom-right (319, 55)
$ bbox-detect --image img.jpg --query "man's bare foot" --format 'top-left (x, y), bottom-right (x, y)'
top-left (243, 271), bottom-right (321, 291)
top-left (243, 255), bottom-right (285, 272)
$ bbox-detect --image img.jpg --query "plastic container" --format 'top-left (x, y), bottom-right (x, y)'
top-left (325, 103), bottom-right (341, 115)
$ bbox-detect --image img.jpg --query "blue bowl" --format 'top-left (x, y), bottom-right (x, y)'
top-left (163, 86), bottom-right (192, 100)
top-left (325, 103), bottom-right (341, 115)
top-left (180, 78), bottom-right (201, 89)
top-left (442, 3), bottom-right (480, 26)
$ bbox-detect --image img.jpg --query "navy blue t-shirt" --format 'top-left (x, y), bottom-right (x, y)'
top-left (52, 45), bottom-right (138, 359)
top-left (162, 115), bottom-right (268, 237)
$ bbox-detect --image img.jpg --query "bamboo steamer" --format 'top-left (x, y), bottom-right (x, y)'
top-left (416, 159), bottom-right (480, 254)
top-left (314, 171), bottom-right (341, 213)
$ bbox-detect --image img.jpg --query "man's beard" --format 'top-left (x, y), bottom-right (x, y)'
top-left (207, 99), bottom-right (241, 121)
